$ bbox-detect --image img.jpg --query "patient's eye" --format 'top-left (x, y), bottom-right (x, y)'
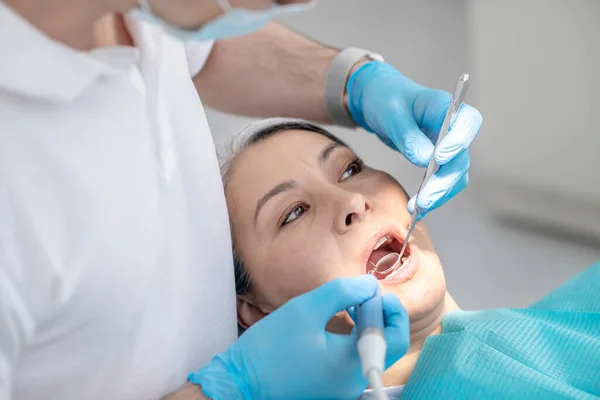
top-left (340, 158), bottom-right (364, 181)
top-left (281, 203), bottom-right (309, 226)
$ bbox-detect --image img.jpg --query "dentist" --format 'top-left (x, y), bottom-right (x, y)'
top-left (0, 1), bottom-right (482, 399)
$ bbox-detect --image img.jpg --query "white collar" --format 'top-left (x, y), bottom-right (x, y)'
top-left (0, 2), bottom-right (141, 103)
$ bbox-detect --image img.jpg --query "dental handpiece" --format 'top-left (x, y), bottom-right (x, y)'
top-left (396, 73), bottom-right (471, 262)
top-left (357, 289), bottom-right (389, 400)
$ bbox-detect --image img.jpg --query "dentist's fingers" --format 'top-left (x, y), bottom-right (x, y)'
top-left (346, 306), bottom-right (358, 325)
top-left (333, 292), bottom-right (410, 368)
top-left (407, 150), bottom-right (470, 215)
top-left (387, 121), bottom-right (435, 168)
top-left (346, 62), bottom-right (435, 168)
top-left (381, 293), bottom-right (410, 368)
top-left (408, 173), bottom-right (469, 218)
top-left (292, 275), bottom-right (379, 328)
top-left (434, 104), bottom-right (482, 166)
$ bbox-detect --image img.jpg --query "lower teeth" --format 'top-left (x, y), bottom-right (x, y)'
top-left (384, 256), bottom-right (410, 279)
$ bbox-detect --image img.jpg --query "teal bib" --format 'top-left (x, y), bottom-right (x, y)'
top-left (402, 261), bottom-right (600, 399)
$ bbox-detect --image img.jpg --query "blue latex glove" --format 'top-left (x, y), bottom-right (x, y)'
top-left (347, 62), bottom-right (483, 218)
top-left (188, 275), bottom-right (409, 399)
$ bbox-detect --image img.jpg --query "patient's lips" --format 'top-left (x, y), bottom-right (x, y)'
top-left (365, 232), bottom-right (419, 285)
top-left (380, 252), bottom-right (419, 285)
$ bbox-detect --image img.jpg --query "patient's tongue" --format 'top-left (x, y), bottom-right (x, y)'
top-left (368, 249), bottom-right (391, 268)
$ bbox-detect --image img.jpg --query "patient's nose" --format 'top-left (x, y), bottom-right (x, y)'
top-left (335, 192), bottom-right (371, 234)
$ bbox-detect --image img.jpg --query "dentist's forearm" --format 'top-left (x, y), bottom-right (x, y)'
top-left (192, 22), bottom-right (338, 123)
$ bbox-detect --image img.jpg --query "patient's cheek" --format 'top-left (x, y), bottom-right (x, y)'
top-left (368, 172), bottom-right (409, 204)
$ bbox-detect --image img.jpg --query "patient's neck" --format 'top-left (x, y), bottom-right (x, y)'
top-left (382, 292), bottom-right (459, 387)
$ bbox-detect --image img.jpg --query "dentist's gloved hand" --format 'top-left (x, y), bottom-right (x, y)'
top-left (188, 275), bottom-right (409, 400)
top-left (347, 61), bottom-right (483, 218)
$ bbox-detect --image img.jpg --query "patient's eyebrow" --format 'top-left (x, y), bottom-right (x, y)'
top-left (254, 143), bottom-right (344, 223)
top-left (255, 181), bottom-right (298, 223)
top-left (318, 142), bottom-right (344, 166)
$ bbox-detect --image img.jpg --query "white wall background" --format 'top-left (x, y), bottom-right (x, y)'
top-left (205, 0), bottom-right (600, 310)
top-left (467, 0), bottom-right (600, 241)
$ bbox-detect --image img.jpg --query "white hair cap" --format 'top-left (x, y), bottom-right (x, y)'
top-left (218, 117), bottom-right (335, 187)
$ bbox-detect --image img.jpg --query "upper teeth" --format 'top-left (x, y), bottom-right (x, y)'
top-left (374, 235), bottom-right (391, 250)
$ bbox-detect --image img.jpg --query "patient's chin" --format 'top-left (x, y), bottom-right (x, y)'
top-left (383, 260), bottom-right (447, 321)
top-left (326, 312), bottom-right (354, 334)
top-left (398, 280), bottom-right (447, 322)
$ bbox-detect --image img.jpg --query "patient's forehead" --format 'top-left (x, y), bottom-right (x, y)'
top-left (226, 129), bottom-right (340, 216)
top-left (244, 129), bottom-right (335, 163)
top-left (229, 129), bottom-right (339, 185)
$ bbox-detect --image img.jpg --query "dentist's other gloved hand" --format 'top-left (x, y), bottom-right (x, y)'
top-left (188, 275), bottom-right (409, 400)
top-left (347, 62), bottom-right (483, 218)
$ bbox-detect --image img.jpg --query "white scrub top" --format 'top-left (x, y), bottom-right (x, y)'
top-left (0, 4), bottom-right (238, 400)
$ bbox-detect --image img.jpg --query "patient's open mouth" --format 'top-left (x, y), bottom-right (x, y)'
top-left (365, 233), bottom-right (418, 284)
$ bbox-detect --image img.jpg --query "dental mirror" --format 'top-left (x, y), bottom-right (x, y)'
top-left (370, 252), bottom-right (401, 276)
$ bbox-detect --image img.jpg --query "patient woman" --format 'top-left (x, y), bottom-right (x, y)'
top-left (218, 118), bottom-right (600, 399)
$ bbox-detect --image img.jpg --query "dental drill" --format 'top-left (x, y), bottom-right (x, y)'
top-left (357, 289), bottom-right (389, 400)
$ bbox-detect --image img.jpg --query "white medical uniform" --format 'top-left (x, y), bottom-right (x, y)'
top-left (0, 3), bottom-right (237, 399)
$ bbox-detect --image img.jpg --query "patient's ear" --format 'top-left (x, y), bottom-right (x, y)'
top-left (236, 295), bottom-right (271, 329)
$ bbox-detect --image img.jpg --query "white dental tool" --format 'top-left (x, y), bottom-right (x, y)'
top-left (393, 73), bottom-right (471, 265)
top-left (357, 289), bottom-right (389, 400)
